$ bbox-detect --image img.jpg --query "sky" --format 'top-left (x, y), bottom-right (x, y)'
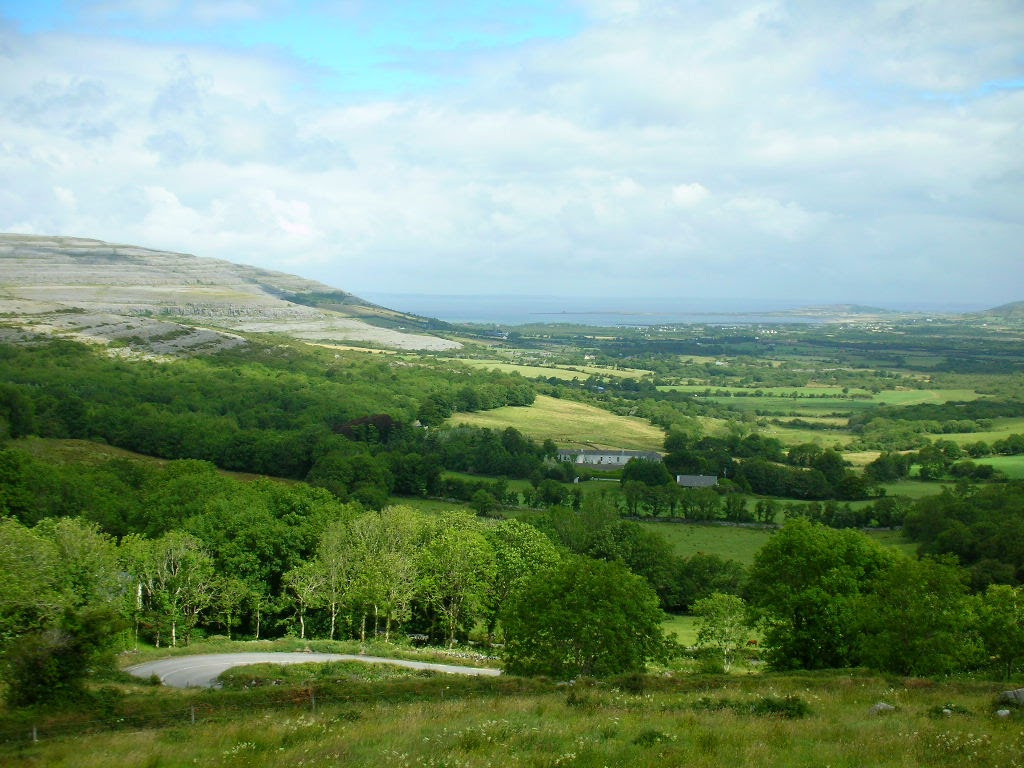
top-left (1, 0), bottom-right (1022, 307)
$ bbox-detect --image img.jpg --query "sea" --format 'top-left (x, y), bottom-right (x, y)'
top-left (359, 293), bottom-right (984, 328)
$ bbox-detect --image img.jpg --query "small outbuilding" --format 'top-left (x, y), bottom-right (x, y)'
top-left (676, 474), bottom-right (719, 488)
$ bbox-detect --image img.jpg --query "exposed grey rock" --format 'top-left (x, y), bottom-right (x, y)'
top-left (998, 688), bottom-right (1024, 706)
top-left (996, 709), bottom-right (1012, 718)
top-left (0, 233), bottom-right (461, 352)
top-left (869, 702), bottom-right (896, 715)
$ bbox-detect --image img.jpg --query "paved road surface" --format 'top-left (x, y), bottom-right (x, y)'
top-left (125, 652), bottom-right (502, 689)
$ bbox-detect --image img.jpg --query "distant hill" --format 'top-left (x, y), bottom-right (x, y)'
top-left (977, 300), bottom-right (1024, 318)
top-left (791, 304), bottom-right (897, 315)
top-left (0, 234), bottom-right (459, 353)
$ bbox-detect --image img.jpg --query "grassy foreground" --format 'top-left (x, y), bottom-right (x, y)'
top-left (3, 667), bottom-right (1021, 767)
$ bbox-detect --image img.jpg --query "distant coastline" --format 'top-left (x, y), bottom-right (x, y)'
top-left (359, 293), bottom-right (988, 327)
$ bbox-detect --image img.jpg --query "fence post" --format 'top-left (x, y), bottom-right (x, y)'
top-left (311, 690), bottom-right (316, 715)
top-left (32, 725), bottom-right (38, 743)
top-left (190, 706), bottom-right (195, 725)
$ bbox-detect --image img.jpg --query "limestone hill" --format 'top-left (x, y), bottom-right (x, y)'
top-left (0, 234), bottom-right (458, 353)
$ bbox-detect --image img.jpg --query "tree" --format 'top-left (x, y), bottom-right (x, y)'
top-left (746, 519), bottom-right (894, 670)
top-left (283, 561), bottom-right (325, 640)
top-left (418, 518), bottom-right (495, 647)
top-left (854, 555), bottom-right (978, 676)
top-left (3, 604), bottom-right (122, 707)
top-left (0, 519), bottom-right (123, 707)
top-left (501, 556), bottom-right (671, 678)
top-left (811, 448), bottom-right (848, 487)
top-left (693, 592), bottom-right (750, 672)
top-left (0, 383), bottom-right (34, 439)
top-left (723, 493), bottom-right (752, 522)
top-left (754, 498), bottom-right (779, 524)
top-left (470, 489), bottom-right (499, 516)
top-left (977, 584), bottom-right (1024, 680)
top-left (121, 531), bottom-right (215, 647)
top-left (312, 519), bottom-right (357, 641)
top-left (621, 458), bottom-right (672, 486)
top-left (483, 519), bottom-right (561, 643)
top-left (35, 517), bottom-right (121, 611)
top-left (672, 553), bottom-right (746, 612)
top-left (0, 518), bottom-right (65, 645)
top-left (343, 506), bottom-right (425, 642)
top-left (679, 487), bottom-right (721, 521)
top-left (210, 576), bottom-right (251, 640)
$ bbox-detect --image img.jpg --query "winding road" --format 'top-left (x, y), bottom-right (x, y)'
top-left (125, 652), bottom-right (502, 689)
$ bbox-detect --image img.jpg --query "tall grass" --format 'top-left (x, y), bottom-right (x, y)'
top-left (5, 670), bottom-right (1021, 767)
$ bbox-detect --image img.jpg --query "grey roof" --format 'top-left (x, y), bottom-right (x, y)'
top-left (676, 474), bottom-right (719, 487)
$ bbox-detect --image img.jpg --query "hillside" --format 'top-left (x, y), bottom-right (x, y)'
top-left (0, 234), bottom-right (458, 352)
top-left (978, 300), bottom-right (1024, 318)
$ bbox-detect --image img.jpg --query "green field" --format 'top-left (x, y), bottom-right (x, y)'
top-left (870, 388), bottom-right (982, 406)
top-left (461, 358), bottom-right (653, 381)
top-left (976, 454), bottom-right (1024, 479)
top-left (449, 394), bottom-right (666, 452)
top-left (760, 421), bottom-right (853, 450)
top-left (646, 519), bottom-right (922, 566)
top-left (658, 385), bottom-right (981, 408)
top-left (662, 613), bottom-right (699, 645)
top-left (937, 418), bottom-right (1024, 445)
top-left (386, 496), bottom-right (476, 514)
top-left (877, 479), bottom-right (951, 499)
top-left (643, 522), bottom-right (774, 565)
top-left (864, 528), bottom-right (919, 557)
top-left (703, 396), bottom-right (875, 416)
top-left (659, 385), bottom-right (868, 396)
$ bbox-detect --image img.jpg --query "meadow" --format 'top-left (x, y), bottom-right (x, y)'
top-left (4, 664), bottom-right (1020, 768)
top-left (642, 522), bottom-right (774, 565)
top-left (459, 358), bottom-right (653, 381)
top-left (939, 418), bottom-right (1024, 446)
top-left (448, 395), bottom-right (666, 452)
top-left (645, 519), bottom-right (918, 565)
top-left (976, 454), bottom-right (1024, 479)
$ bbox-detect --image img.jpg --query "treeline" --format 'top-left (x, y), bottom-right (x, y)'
top-left (0, 339), bottom-right (536, 479)
top-left (747, 519), bottom-right (1024, 677)
top-left (0, 456), bottom-right (747, 704)
top-left (0, 444), bottom-right (743, 619)
top-left (522, 493), bottom-right (745, 614)
top-left (663, 433), bottom-right (869, 501)
top-left (903, 482), bottom-right (1024, 589)
top-left (848, 398), bottom-right (1024, 450)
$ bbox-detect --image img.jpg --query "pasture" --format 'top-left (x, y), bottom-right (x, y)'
top-left (460, 358), bottom-right (653, 381)
top-left (662, 613), bottom-right (699, 645)
top-left (937, 417), bottom-right (1024, 445)
top-left (876, 479), bottom-right (950, 499)
top-left (661, 386), bottom-right (983, 417)
top-left (643, 522), bottom-right (774, 565)
top-left (976, 454), bottom-right (1024, 479)
top-left (760, 421), bottom-right (853, 450)
top-left (448, 394), bottom-right (666, 452)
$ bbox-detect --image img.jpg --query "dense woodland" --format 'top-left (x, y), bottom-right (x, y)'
top-left (1, 314), bottom-right (1024, 707)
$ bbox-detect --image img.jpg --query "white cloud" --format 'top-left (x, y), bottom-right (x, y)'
top-left (0, 2), bottom-right (1022, 303)
top-left (721, 196), bottom-right (818, 240)
top-left (671, 183), bottom-right (710, 209)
